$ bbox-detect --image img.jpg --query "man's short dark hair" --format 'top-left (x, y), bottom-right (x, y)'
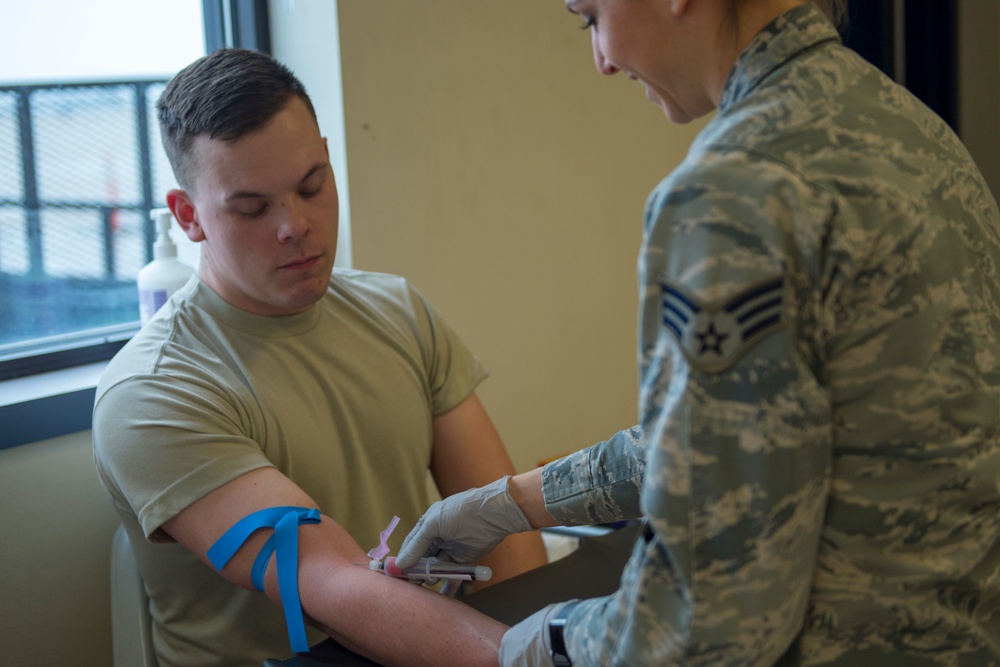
top-left (157, 48), bottom-right (317, 190)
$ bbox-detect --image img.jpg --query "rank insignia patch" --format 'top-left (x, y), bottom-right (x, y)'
top-left (660, 275), bottom-right (785, 373)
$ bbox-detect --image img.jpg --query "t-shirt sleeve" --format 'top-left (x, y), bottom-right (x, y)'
top-left (93, 372), bottom-right (274, 541)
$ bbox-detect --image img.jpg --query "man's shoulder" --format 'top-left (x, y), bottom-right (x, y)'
top-left (326, 268), bottom-right (428, 316)
top-left (96, 301), bottom-right (228, 404)
top-left (324, 269), bottom-right (461, 354)
top-left (329, 267), bottom-right (412, 294)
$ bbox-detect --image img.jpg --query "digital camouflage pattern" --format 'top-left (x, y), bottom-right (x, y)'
top-left (540, 3), bottom-right (1000, 665)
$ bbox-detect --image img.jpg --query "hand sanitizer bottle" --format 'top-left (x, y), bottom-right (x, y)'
top-left (137, 208), bottom-right (194, 325)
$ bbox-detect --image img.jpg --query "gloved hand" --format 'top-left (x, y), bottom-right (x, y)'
top-left (498, 602), bottom-right (576, 667)
top-left (396, 476), bottom-right (532, 568)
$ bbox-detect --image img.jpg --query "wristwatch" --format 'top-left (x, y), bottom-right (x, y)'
top-left (548, 601), bottom-right (580, 667)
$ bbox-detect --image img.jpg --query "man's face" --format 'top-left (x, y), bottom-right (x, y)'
top-left (170, 96), bottom-right (339, 316)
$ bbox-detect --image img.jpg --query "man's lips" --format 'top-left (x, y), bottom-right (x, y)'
top-left (279, 254), bottom-right (322, 270)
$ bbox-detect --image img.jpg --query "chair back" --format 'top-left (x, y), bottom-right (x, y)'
top-left (111, 523), bottom-right (158, 667)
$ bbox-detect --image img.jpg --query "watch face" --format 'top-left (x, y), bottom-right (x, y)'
top-left (549, 618), bottom-right (572, 664)
top-left (549, 601), bottom-right (580, 666)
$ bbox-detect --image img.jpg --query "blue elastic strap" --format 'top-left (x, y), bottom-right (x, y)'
top-left (207, 506), bottom-right (322, 653)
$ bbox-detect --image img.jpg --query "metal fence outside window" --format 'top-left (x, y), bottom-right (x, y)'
top-left (0, 79), bottom-right (198, 360)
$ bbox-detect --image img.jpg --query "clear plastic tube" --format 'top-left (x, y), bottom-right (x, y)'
top-left (372, 556), bottom-right (492, 582)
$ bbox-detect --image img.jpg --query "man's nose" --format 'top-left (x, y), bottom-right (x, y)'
top-left (277, 198), bottom-right (310, 241)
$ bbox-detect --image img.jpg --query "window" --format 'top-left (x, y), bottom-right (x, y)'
top-left (0, 0), bottom-right (205, 380)
top-left (0, 0), bottom-right (353, 449)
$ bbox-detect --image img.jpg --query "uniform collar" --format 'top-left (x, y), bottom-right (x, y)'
top-left (718, 2), bottom-right (842, 113)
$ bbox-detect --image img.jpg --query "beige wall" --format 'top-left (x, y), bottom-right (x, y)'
top-left (958, 0), bottom-right (1000, 199)
top-left (337, 1), bottom-right (704, 471)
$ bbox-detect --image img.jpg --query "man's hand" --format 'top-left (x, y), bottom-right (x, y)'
top-left (396, 476), bottom-right (532, 568)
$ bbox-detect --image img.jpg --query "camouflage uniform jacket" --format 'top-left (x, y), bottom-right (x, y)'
top-left (541, 4), bottom-right (1000, 665)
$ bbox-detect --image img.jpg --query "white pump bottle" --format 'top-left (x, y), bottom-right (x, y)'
top-left (137, 208), bottom-right (194, 325)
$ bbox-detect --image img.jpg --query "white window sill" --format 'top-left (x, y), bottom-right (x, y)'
top-left (0, 361), bottom-right (108, 449)
top-left (0, 361), bottom-right (107, 408)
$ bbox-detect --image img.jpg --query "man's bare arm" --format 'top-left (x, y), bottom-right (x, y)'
top-left (162, 467), bottom-right (505, 667)
top-left (430, 393), bottom-right (549, 586)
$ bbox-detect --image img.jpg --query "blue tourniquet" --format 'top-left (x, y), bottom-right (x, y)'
top-left (207, 506), bottom-right (322, 653)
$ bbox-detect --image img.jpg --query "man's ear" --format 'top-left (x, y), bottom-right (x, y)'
top-left (167, 189), bottom-right (205, 242)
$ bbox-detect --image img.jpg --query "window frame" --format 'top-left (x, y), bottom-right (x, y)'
top-left (0, 0), bottom-right (273, 449)
top-left (0, 0), bottom-right (271, 386)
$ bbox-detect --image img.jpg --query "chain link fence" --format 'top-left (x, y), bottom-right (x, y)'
top-left (0, 80), bottom-right (199, 349)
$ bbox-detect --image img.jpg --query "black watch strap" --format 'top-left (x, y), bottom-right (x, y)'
top-left (548, 601), bottom-right (580, 667)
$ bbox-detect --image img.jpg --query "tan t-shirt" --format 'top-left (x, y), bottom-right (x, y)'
top-left (94, 269), bottom-right (487, 667)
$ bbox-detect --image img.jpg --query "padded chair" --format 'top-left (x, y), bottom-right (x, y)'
top-left (111, 524), bottom-right (158, 667)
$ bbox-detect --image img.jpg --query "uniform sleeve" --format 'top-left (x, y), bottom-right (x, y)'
top-left (561, 149), bottom-right (837, 666)
top-left (541, 426), bottom-right (645, 525)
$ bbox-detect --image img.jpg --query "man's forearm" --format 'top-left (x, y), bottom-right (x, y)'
top-left (477, 530), bottom-right (549, 588)
top-left (298, 557), bottom-right (506, 667)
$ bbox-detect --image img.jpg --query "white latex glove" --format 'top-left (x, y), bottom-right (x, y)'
top-left (396, 476), bottom-right (532, 568)
top-left (498, 602), bottom-right (576, 667)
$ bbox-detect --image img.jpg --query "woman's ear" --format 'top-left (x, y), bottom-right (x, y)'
top-left (167, 189), bottom-right (205, 243)
top-left (670, 0), bottom-right (693, 17)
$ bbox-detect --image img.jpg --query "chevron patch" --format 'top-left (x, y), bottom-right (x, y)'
top-left (660, 276), bottom-right (785, 373)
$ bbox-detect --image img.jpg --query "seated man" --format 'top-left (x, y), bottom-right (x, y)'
top-left (92, 47), bottom-right (546, 667)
